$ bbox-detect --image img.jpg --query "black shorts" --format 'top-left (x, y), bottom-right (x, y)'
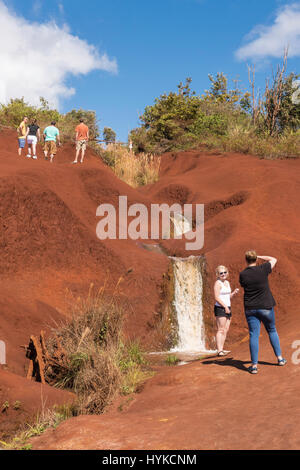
top-left (214, 305), bottom-right (232, 319)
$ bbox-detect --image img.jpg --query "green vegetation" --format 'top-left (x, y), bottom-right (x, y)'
top-left (0, 404), bottom-right (75, 450)
top-left (103, 126), bottom-right (117, 144)
top-left (2, 54), bottom-right (298, 179)
top-left (165, 354), bottom-right (180, 366)
top-left (0, 97), bottom-right (99, 143)
top-left (129, 64), bottom-right (300, 158)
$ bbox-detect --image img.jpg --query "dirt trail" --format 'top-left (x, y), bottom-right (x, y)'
top-left (31, 332), bottom-right (300, 450)
top-left (0, 129), bottom-right (299, 448)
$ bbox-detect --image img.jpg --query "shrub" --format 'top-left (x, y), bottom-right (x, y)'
top-left (129, 72), bottom-right (300, 159)
top-left (0, 404), bottom-right (76, 450)
top-left (44, 284), bottom-right (152, 415)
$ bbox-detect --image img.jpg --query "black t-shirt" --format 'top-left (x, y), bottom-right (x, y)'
top-left (239, 262), bottom-right (276, 310)
top-left (28, 124), bottom-right (39, 136)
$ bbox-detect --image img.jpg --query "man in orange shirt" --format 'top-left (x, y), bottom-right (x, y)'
top-left (72, 118), bottom-right (89, 164)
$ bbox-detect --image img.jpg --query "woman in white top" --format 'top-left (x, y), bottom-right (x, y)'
top-left (214, 265), bottom-right (239, 356)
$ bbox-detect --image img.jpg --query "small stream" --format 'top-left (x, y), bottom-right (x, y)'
top-left (170, 256), bottom-right (215, 354)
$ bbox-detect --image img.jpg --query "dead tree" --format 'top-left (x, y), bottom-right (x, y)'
top-left (23, 331), bottom-right (69, 385)
top-left (247, 64), bottom-right (263, 126)
top-left (264, 48), bottom-right (288, 136)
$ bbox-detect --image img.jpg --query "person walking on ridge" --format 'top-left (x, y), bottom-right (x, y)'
top-left (43, 121), bottom-right (60, 163)
top-left (17, 116), bottom-right (29, 156)
top-left (72, 118), bottom-right (89, 164)
top-left (26, 119), bottom-right (40, 160)
top-left (239, 250), bottom-right (287, 374)
top-left (214, 265), bottom-right (239, 356)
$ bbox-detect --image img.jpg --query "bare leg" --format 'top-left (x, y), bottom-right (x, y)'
top-left (216, 317), bottom-right (228, 353)
top-left (73, 148), bottom-right (80, 163)
top-left (223, 318), bottom-right (231, 352)
top-left (80, 148), bottom-right (86, 163)
top-left (50, 154), bottom-right (54, 163)
top-left (32, 142), bottom-right (37, 158)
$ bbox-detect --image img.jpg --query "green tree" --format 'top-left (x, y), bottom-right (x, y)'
top-left (103, 127), bottom-right (117, 144)
top-left (204, 72), bottom-right (242, 104)
top-left (0, 98), bottom-right (98, 142)
top-left (64, 109), bottom-right (99, 140)
top-left (130, 77), bottom-right (236, 153)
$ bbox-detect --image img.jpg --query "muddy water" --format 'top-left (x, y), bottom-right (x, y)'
top-left (170, 256), bottom-right (214, 354)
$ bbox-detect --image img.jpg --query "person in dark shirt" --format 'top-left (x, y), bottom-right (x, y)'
top-left (239, 250), bottom-right (287, 374)
top-left (26, 119), bottom-right (40, 160)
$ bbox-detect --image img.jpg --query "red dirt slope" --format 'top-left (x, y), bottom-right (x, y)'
top-left (32, 148), bottom-right (300, 450)
top-left (0, 128), bottom-right (168, 436)
top-left (1, 128), bottom-right (300, 448)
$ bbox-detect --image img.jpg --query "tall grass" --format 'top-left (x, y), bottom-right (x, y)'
top-left (45, 283), bottom-right (152, 415)
top-left (0, 404), bottom-right (75, 450)
top-left (102, 144), bottom-right (161, 187)
top-left (204, 128), bottom-right (300, 159)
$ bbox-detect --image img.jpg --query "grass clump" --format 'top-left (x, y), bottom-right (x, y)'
top-left (0, 404), bottom-right (75, 450)
top-left (45, 284), bottom-right (152, 415)
top-left (165, 354), bottom-right (180, 366)
top-left (119, 340), bottom-right (153, 395)
top-left (102, 144), bottom-right (161, 187)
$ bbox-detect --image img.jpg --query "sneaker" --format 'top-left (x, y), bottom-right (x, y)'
top-left (278, 358), bottom-right (287, 366)
top-left (32, 155), bottom-right (37, 160)
top-left (71, 161), bottom-right (78, 164)
top-left (248, 365), bottom-right (258, 374)
top-left (26, 154), bottom-right (31, 158)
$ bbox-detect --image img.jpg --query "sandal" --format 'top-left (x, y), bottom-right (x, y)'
top-left (248, 365), bottom-right (258, 374)
top-left (217, 351), bottom-right (227, 356)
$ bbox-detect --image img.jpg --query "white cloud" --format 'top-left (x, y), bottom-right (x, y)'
top-left (0, 1), bottom-right (117, 108)
top-left (236, 3), bottom-right (300, 61)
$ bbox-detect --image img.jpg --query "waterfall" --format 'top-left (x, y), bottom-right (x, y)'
top-left (0, 340), bottom-right (6, 365)
top-left (170, 256), bottom-right (209, 353)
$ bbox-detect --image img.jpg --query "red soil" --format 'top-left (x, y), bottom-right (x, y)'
top-left (0, 128), bottom-right (299, 448)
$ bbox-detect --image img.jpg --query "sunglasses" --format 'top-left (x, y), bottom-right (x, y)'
top-left (219, 271), bottom-right (228, 275)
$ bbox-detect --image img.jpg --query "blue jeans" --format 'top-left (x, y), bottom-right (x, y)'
top-left (245, 308), bottom-right (282, 365)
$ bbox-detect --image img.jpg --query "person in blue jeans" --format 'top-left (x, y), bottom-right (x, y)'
top-left (239, 250), bottom-right (287, 374)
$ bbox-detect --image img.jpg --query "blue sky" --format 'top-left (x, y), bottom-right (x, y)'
top-left (1, 0), bottom-right (300, 141)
